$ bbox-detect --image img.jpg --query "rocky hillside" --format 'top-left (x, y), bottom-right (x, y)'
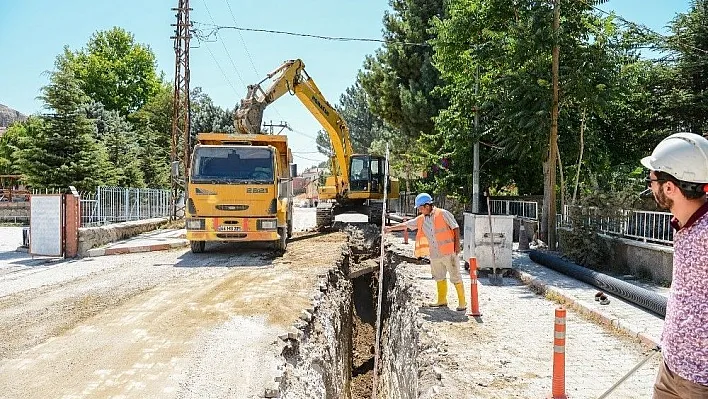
top-left (0, 104), bottom-right (27, 128)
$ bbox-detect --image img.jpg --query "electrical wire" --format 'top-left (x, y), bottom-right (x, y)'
top-left (286, 125), bottom-right (318, 140)
top-left (292, 153), bottom-right (326, 162)
top-left (192, 21), bottom-right (429, 47)
top-left (581, 0), bottom-right (708, 55)
top-left (201, 41), bottom-right (241, 96)
top-left (223, 0), bottom-right (260, 77)
top-left (200, 0), bottom-right (248, 89)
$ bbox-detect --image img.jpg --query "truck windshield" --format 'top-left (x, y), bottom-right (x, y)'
top-left (191, 146), bottom-right (275, 183)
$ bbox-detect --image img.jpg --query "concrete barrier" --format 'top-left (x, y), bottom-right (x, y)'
top-left (77, 218), bottom-right (169, 256)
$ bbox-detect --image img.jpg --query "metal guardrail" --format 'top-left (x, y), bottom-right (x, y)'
top-left (0, 215), bottom-right (29, 224)
top-left (559, 205), bottom-right (674, 245)
top-left (489, 200), bottom-right (539, 220)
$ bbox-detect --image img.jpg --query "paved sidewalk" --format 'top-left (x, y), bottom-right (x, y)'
top-left (385, 231), bottom-right (666, 348)
top-left (512, 250), bottom-right (666, 348)
top-left (86, 228), bottom-right (188, 257)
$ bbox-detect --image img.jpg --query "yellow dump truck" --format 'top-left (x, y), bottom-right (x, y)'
top-left (185, 132), bottom-right (294, 253)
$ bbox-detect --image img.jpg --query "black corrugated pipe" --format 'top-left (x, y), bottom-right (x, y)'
top-left (528, 250), bottom-right (667, 318)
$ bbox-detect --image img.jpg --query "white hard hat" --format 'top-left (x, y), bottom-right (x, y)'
top-left (641, 132), bottom-right (708, 184)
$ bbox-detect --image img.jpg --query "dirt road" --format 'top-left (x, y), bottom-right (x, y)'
top-left (0, 218), bottom-right (348, 398)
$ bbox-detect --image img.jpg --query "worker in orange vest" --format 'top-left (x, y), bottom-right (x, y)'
top-left (384, 193), bottom-right (467, 311)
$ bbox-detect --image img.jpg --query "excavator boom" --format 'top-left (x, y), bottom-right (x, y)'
top-left (234, 59), bottom-right (399, 229)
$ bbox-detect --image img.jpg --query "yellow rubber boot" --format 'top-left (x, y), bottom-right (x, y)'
top-left (454, 282), bottom-right (467, 311)
top-left (428, 280), bottom-right (448, 307)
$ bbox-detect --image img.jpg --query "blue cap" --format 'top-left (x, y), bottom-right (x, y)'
top-left (415, 193), bottom-right (433, 208)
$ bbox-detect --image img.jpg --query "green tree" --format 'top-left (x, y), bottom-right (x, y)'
top-left (130, 82), bottom-right (173, 151)
top-left (662, 0), bottom-right (708, 135)
top-left (17, 61), bottom-right (111, 191)
top-left (336, 79), bottom-right (384, 152)
top-left (136, 122), bottom-right (170, 188)
top-left (63, 27), bottom-right (161, 115)
top-left (0, 118), bottom-right (41, 176)
top-left (89, 104), bottom-right (145, 187)
top-left (190, 87), bottom-right (234, 140)
top-left (360, 0), bottom-right (446, 141)
top-left (315, 130), bottom-right (333, 158)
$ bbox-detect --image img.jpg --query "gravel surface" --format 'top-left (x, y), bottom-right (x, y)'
top-left (0, 212), bottom-right (348, 398)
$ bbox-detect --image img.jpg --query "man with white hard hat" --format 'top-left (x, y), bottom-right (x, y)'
top-left (641, 132), bottom-right (708, 398)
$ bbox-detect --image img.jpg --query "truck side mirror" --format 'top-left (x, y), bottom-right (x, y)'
top-left (171, 161), bottom-right (180, 178)
top-left (290, 164), bottom-right (298, 178)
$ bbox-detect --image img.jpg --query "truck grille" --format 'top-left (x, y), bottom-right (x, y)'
top-left (216, 204), bottom-right (249, 211)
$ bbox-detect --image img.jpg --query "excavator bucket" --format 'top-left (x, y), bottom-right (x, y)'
top-left (235, 85), bottom-right (265, 135)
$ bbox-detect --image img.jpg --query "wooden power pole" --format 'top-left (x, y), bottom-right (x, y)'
top-left (170, 0), bottom-right (191, 219)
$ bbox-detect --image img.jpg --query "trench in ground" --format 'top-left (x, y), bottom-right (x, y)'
top-left (278, 227), bottom-right (419, 399)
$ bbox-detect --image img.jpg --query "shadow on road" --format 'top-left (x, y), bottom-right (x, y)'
top-left (173, 241), bottom-right (280, 268)
top-left (419, 306), bottom-right (469, 323)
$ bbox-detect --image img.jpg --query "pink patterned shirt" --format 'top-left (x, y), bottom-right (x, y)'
top-left (663, 201), bottom-right (708, 386)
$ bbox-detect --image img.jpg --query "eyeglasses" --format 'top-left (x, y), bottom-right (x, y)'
top-left (645, 177), bottom-right (667, 188)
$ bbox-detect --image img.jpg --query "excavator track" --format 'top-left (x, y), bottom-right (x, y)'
top-left (316, 202), bottom-right (334, 231)
top-left (367, 201), bottom-right (384, 226)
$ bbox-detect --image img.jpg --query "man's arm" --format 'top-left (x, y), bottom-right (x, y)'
top-left (384, 215), bottom-right (420, 234)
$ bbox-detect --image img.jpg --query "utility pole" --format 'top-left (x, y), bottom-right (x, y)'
top-left (472, 63), bottom-right (480, 214)
top-left (170, 0), bottom-right (191, 219)
top-left (548, 0), bottom-right (560, 250)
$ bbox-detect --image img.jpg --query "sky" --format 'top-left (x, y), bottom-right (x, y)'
top-left (0, 0), bottom-right (694, 168)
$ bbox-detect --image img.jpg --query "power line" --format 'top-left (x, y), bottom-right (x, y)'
top-left (286, 125), bottom-right (318, 140)
top-left (223, 0), bottom-right (260, 76)
top-left (216, 1), bottom-right (291, 125)
top-left (192, 21), bottom-right (429, 47)
top-left (582, 0), bottom-right (708, 55)
top-left (292, 153), bottom-right (326, 162)
top-left (201, 41), bottom-right (240, 96)
top-left (200, 0), bottom-right (247, 88)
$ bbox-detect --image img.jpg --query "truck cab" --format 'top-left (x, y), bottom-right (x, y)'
top-left (185, 133), bottom-right (294, 253)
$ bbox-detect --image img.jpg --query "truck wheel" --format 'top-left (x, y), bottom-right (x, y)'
top-left (275, 227), bottom-right (287, 252)
top-left (190, 240), bottom-right (205, 253)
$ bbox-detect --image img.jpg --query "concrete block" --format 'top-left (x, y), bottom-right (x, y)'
top-left (86, 248), bottom-right (105, 257)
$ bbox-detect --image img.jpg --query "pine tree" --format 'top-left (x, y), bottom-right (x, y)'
top-left (136, 122), bottom-right (169, 188)
top-left (90, 105), bottom-right (145, 187)
top-left (17, 61), bottom-right (111, 192)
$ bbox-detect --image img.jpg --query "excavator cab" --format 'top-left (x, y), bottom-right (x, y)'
top-left (349, 155), bottom-right (387, 194)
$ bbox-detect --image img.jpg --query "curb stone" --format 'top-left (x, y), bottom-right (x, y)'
top-left (86, 239), bottom-right (189, 257)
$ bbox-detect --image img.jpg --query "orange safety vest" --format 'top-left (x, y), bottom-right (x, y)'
top-left (414, 208), bottom-right (457, 258)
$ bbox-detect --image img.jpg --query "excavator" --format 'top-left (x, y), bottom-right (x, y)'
top-left (235, 59), bottom-right (399, 229)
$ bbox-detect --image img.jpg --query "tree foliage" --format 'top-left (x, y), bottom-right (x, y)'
top-left (360, 0), bottom-right (446, 141)
top-left (336, 79), bottom-right (385, 153)
top-left (62, 27), bottom-right (161, 115)
top-left (17, 62), bottom-right (111, 192)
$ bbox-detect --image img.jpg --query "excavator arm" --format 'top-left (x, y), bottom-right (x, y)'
top-left (235, 59), bottom-right (354, 186)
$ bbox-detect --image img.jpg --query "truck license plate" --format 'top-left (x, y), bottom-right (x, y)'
top-left (218, 225), bottom-right (242, 232)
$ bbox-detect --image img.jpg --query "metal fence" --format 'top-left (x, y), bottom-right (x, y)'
top-left (489, 200), bottom-right (539, 220)
top-left (559, 205), bottom-right (674, 245)
top-left (79, 186), bottom-right (172, 227)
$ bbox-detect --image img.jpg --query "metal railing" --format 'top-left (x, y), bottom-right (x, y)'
top-left (80, 186), bottom-right (172, 227)
top-left (559, 205), bottom-right (674, 245)
top-left (0, 215), bottom-right (29, 224)
top-left (489, 200), bottom-right (539, 220)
